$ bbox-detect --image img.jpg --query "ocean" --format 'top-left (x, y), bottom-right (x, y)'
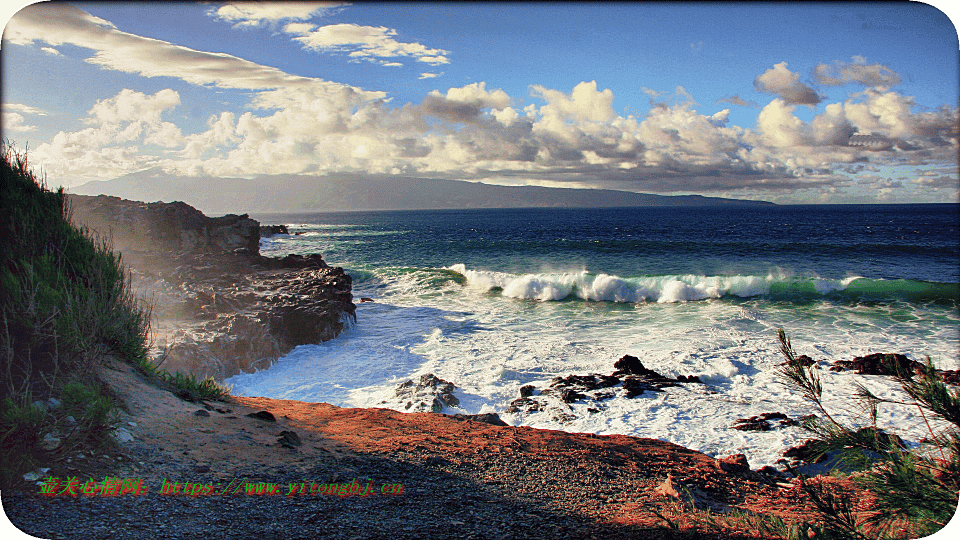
top-left (226, 204), bottom-right (960, 469)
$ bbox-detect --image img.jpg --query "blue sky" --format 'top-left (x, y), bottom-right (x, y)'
top-left (1, 1), bottom-right (958, 203)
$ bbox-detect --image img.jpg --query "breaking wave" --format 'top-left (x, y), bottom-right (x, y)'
top-left (443, 264), bottom-right (958, 304)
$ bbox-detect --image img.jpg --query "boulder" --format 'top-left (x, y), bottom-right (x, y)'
top-left (715, 454), bottom-right (750, 475)
top-left (395, 374), bottom-right (460, 413)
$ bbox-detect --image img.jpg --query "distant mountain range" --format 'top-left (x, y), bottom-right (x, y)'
top-left (70, 168), bottom-right (774, 214)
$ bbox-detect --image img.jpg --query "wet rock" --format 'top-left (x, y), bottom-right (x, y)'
top-left (611, 355), bottom-right (688, 390)
top-left (518, 385), bottom-right (536, 398)
top-left (260, 224), bottom-right (289, 237)
top-left (551, 374), bottom-right (621, 392)
top-left (831, 352), bottom-right (920, 376)
top-left (394, 374), bottom-right (460, 413)
top-left (731, 412), bottom-right (800, 431)
top-left (506, 396), bottom-right (542, 414)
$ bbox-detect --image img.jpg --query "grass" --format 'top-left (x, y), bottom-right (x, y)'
top-left (0, 142), bottom-right (230, 489)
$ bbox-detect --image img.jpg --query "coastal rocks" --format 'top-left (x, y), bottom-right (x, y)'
top-left (68, 195), bottom-right (259, 256)
top-left (830, 352), bottom-right (920, 376)
top-left (507, 355), bottom-right (704, 416)
top-left (394, 374), bottom-right (460, 413)
top-left (731, 412), bottom-right (803, 431)
top-left (69, 194), bottom-right (356, 380)
top-left (828, 352), bottom-right (959, 385)
top-left (260, 224), bottom-right (289, 237)
top-left (450, 413), bottom-right (509, 427)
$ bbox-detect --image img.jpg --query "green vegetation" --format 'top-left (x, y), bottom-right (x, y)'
top-left (0, 143), bottom-right (229, 489)
top-left (776, 328), bottom-right (959, 539)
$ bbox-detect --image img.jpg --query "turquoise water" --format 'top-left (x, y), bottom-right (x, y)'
top-left (226, 204), bottom-right (959, 467)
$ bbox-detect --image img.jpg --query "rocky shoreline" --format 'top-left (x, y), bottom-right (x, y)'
top-left (68, 194), bottom-right (355, 380)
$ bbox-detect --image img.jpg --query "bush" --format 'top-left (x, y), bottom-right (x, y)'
top-left (1, 142), bottom-right (148, 488)
top-left (776, 328), bottom-right (960, 539)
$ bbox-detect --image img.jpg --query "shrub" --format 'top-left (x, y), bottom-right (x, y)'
top-left (776, 328), bottom-right (959, 539)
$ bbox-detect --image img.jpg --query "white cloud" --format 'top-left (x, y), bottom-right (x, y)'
top-left (814, 57), bottom-right (902, 90)
top-left (419, 72), bottom-right (442, 79)
top-left (5, 3), bottom-right (381, 97)
top-left (6, 3), bottom-right (956, 200)
top-left (3, 112), bottom-right (37, 132)
top-left (288, 23), bottom-right (450, 65)
top-left (41, 47), bottom-right (60, 55)
top-left (4, 103), bottom-right (48, 116)
top-left (754, 62), bottom-right (821, 106)
top-left (210, 2), bottom-right (345, 28)
top-left (30, 89), bottom-right (186, 181)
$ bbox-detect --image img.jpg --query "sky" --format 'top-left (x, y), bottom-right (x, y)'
top-left (1, 1), bottom-right (958, 204)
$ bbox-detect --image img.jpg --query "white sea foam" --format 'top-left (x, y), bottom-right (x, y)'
top-left (226, 263), bottom-right (960, 469)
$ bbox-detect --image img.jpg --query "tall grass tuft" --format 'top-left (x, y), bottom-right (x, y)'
top-left (1, 142), bottom-right (151, 488)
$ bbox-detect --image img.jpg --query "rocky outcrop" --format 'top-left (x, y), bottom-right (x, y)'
top-left (391, 374), bottom-right (460, 413)
top-left (731, 412), bottom-right (804, 432)
top-left (69, 195), bottom-right (260, 255)
top-left (508, 355), bottom-right (704, 417)
top-left (68, 194), bottom-right (355, 380)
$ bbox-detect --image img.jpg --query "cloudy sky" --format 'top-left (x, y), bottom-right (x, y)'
top-left (1, 1), bottom-right (958, 203)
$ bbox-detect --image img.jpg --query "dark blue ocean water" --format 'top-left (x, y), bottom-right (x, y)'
top-left (253, 203), bottom-right (960, 290)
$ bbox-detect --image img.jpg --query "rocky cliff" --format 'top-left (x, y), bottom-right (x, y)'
top-left (68, 194), bottom-right (356, 379)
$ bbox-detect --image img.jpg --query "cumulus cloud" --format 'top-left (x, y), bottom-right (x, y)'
top-left (286, 22), bottom-right (450, 65)
top-left (210, 2), bottom-right (345, 28)
top-left (754, 62), bottom-right (821, 106)
top-left (421, 82), bottom-right (510, 123)
top-left (814, 56), bottom-right (902, 90)
top-left (30, 89), bottom-right (186, 179)
top-left (6, 4), bottom-right (957, 201)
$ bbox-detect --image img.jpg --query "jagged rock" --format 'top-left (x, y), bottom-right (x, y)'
top-left (612, 355), bottom-right (690, 390)
top-left (731, 412), bottom-right (800, 431)
top-left (831, 352), bottom-right (920, 376)
top-left (68, 195), bottom-right (259, 255)
top-left (506, 396), bottom-right (542, 414)
top-left (558, 388), bottom-right (586, 403)
top-left (395, 374), bottom-right (460, 413)
top-left (519, 385), bottom-right (535, 397)
top-left (260, 224), bottom-right (289, 237)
